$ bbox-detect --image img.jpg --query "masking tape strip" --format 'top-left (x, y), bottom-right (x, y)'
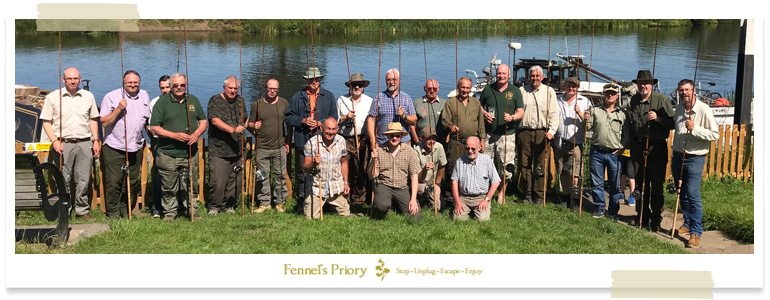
top-left (37, 4), bottom-right (139, 32)
top-left (611, 270), bottom-right (714, 299)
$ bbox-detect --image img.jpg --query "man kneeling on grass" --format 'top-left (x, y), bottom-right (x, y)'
top-left (368, 122), bottom-right (421, 220)
top-left (451, 136), bottom-right (500, 221)
top-left (302, 117), bottom-right (352, 219)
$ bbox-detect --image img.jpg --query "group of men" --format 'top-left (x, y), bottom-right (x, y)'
top-left (40, 63), bottom-right (718, 248)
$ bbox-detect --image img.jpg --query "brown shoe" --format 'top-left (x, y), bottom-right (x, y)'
top-left (254, 205), bottom-right (272, 213)
top-left (275, 205), bottom-right (286, 213)
top-left (676, 225), bottom-right (690, 236)
top-left (76, 213), bottom-right (93, 221)
top-left (687, 234), bottom-right (701, 249)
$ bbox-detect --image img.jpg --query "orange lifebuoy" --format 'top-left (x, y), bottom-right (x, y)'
top-left (713, 98), bottom-right (730, 107)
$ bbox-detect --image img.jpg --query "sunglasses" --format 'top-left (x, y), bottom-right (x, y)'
top-left (351, 83), bottom-right (365, 88)
top-left (467, 147), bottom-right (478, 151)
top-left (425, 87), bottom-right (438, 91)
top-left (173, 84), bottom-right (187, 88)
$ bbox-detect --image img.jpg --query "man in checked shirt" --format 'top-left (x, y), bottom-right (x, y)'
top-left (451, 136), bottom-right (501, 221)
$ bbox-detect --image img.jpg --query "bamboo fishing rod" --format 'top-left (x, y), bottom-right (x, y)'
top-left (543, 20), bottom-right (552, 207)
top-left (455, 20), bottom-right (459, 160)
top-left (238, 19), bottom-right (246, 216)
top-left (421, 31), bottom-right (438, 216)
top-left (183, 20), bottom-right (195, 221)
top-left (501, 20), bottom-right (514, 206)
top-left (638, 27), bottom-right (660, 229)
top-left (578, 20), bottom-right (596, 216)
top-left (569, 23), bottom-right (582, 209)
top-left (119, 31), bottom-right (133, 219)
top-left (670, 113), bottom-right (692, 239)
top-left (370, 23), bottom-right (383, 217)
top-left (341, 20), bottom-right (360, 153)
top-left (309, 20), bottom-right (323, 221)
top-left (58, 30), bottom-right (63, 172)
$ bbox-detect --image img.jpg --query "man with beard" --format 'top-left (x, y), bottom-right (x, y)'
top-left (440, 77), bottom-right (485, 209)
top-left (367, 68), bottom-right (417, 152)
top-left (451, 136), bottom-right (500, 221)
top-left (206, 76), bottom-right (247, 215)
top-left (627, 70), bottom-right (675, 232)
top-left (40, 67), bottom-right (101, 220)
top-left (518, 65), bottom-right (558, 205)
top-left (337, 73), bottom-right (373, 212)
top-left (250, 78), bottom-right (290, 213)
top-left (479, 64), bottom-right (524, 204)
top-left (99, 70), bottom-right (151, 219)
top-left (410, 79), bottom-right (445, 145)
top-left (671, 79), bottom-right (719, 248)
top-left (150, 73), bottom-right (208, 221)
top-left (286, 67), bottom-right (336, 212)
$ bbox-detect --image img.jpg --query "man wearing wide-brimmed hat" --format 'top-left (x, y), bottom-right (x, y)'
top-left (627, 70), bottom-right (675, 232)
top-left (368, 122), bottom-right (422, 220)
top-left (286, 67), bottom-right (337, 212)
top-left (337, 73), bottom-right (374, 211)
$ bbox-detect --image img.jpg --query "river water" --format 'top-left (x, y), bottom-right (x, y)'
top-left (15, 23), bottom-right (740, 118)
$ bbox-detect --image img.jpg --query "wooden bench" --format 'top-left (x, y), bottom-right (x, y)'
top-left (15, 154), bottom-right (70, 247)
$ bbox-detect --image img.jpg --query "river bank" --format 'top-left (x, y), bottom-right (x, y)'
top-left (15, 19), bottom-right (739, 34)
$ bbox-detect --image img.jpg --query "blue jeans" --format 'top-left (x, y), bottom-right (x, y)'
top-left (589, 147), bottom-right (622, 215)
top-left (671, 153), bottom-right (706, 236)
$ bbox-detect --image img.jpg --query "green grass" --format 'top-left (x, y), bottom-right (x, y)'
top-left (664, 178), bottom-right (754, 243)
top-left (16, 198), bottom-right (687, 254)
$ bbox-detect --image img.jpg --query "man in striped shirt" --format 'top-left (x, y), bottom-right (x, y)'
top-left (451, 136), bottom-right (501, 221)
top-left (302, 117), bottom-right (351, 219)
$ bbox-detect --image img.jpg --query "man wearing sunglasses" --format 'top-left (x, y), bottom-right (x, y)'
top-left (337, 73), bottom-right (373, 212)
top-left (410, 79), bottom-right (445, 145)
top-left (286, 67), bottom-right (337, 213)
top-left (250, 78), bottom-right (290, 214)
top-left (368, 122), bottom-right (422, 221)
top-left (451, 136), bottom-right (500, 221)
top-left (149, 73), bottom-right (208, 221)
top-left (577, 84), bottom-right (631, 220)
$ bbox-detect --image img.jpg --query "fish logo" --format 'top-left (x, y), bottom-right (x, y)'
top-left (188, 105), bottom-right (196, 112)
top-left (506, 92), bottom-right (513, 100)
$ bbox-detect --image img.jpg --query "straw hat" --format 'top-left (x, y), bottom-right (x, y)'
top-left (382, 122), bottom-right (408, 137)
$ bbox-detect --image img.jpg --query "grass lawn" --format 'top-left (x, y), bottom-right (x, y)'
top-left (16, 198), bottom-right (688, 254)
top-left (664, 178), bottom-right (754, 244)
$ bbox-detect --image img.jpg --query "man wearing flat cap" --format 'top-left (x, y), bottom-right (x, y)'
top-left (554, 77), bottom-right (592, 208)
top-left (337, 73), bottom-right (374, 211)
top-left (627, 70), bottom-right (674, 231)
top-left (286, 67), bottom-right (337, 211)
top-left (368, 122), bottom-right (422, 221)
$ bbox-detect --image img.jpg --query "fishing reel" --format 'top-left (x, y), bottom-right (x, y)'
top-left (535, 166), bottom-right (545, 178)
top-left (570, 184), bottom-right (581, 195)
top-left (177, 167), bottom-right (191, 182)
top-left (372, 177), bottom-right (379, 187)
top-left (254, 168), bottom-right (268, 182)
top-left (563, 161), bottom-right (573, 173)
top-left (307, 165), bottom-right (320, 176)
top-left (233, 165), bottom-right (243, 173)
top-left (666, 183), bottom-right (677, 194)
top-left (505, 162), bottom-right (516, 174)
top-left (631, 190), bottom-right (642, 200)
top-left (121, 164), bottom-right (129, 174)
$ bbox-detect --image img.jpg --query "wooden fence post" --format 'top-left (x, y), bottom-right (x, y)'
top-left (721, 125), bottom-right (731, 177)
top-left (708, 140), bottom-right (716, 178)
top-left (730, 125), bottom-right (739, 177)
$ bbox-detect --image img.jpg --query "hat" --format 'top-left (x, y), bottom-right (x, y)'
top-left (345, 73), bottom-right (370, 88)
top-left (603, 84), bottom-right (620, 93)
top-left (382, 122), bottom-right (408, 137)
top-left (565, 77), bottom-right (580, 87)
top-left (632, 70), bottom-right (658, 85)
top-left (302, 67), bottom-right (324, 79)
top-left (421, 127), bottom-right (437, 138)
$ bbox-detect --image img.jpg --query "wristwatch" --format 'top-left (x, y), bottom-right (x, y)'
top-left (484, 197), bottom-right (489, 202)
